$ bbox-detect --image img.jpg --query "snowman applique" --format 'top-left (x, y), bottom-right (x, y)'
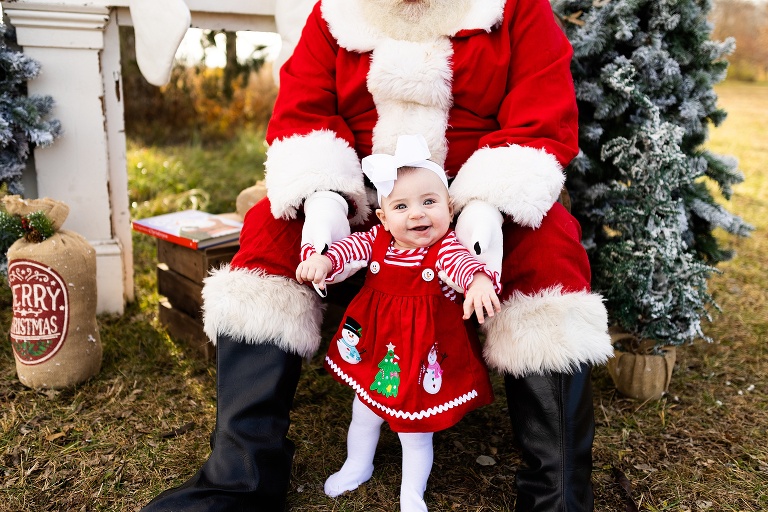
top-left (337, 317), bottom-right (363, 364)
top-left (420, 342), bottom-right (444, 394)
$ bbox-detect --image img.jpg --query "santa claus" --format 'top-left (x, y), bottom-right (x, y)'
top-left (141, 0), bottom-right (612, 511)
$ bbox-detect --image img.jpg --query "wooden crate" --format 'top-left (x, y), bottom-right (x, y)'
top-left (156, 239), bottom-right (240, 360)
top-left (158, 299), bottom-right (216, 360)
top-left (157, 263), bottom-right (203, 321)
top-left (157, 239), bottom-right (241, 283)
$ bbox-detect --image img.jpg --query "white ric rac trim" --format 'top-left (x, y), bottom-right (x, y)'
top-left (326, 356), bottom-right (478, 421)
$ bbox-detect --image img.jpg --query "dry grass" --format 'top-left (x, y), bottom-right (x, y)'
top-left (0, 80), bottom-right (766, 511)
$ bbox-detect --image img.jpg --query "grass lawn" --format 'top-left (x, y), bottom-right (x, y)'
top-left (0, 81), bottom-right (766, 511)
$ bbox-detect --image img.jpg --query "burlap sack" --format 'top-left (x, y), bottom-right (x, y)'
top-left (235, 180), bottom-right (267, 220)
top-left (3, 195), bottom-right (70, 231)
top-left (5, 198), bottom-right (102, 389)
top-left (606, 332), bottom-right (676, 401)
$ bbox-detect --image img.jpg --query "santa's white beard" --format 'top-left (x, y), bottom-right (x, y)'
top-left (361, 0), bottom-right (471, 41)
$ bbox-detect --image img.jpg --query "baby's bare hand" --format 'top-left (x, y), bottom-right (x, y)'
top-left (296, 254), bottom-right (333, 288)
top-left (463, 274), bottom-right (501, 324)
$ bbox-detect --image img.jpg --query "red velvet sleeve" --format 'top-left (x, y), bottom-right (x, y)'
top-left (266, 2), bottom-right (356, 148)
top-left (481, 0), bottom-right (579, 167)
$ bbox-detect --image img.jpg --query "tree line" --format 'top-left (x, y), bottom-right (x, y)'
top-left (710, 0), bottom-right (768, 81)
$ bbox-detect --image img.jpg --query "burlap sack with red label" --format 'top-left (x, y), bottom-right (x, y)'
top-left (5, 198), bottom-right (102, 389)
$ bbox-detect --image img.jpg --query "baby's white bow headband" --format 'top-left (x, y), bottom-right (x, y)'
top-left (362, 134), bottom-right (449, 205)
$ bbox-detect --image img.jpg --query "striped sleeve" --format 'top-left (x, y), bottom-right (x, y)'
top-left (436, 231), bottom-right (501, 293)
top-left (322, 225), bottom-right (378, 280)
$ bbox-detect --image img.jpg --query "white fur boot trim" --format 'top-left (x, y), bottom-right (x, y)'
top-left (202, 266), bottom-right (324, 358)
top-left (483, 287), bottom-right (613, 377)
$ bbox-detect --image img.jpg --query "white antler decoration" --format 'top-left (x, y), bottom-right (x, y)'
top-left (128, 0), bottom-right (191, 87)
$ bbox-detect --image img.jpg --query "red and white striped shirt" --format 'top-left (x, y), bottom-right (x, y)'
top-left (301, 225), bottom-right (500, 301)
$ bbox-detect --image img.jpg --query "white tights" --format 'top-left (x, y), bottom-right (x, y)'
top-left (324, 395), bottom-right (434, 512)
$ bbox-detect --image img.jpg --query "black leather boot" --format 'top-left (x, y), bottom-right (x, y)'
top-left (504, 363), bottom-right (595, 512)
top-left (142, 334), bottom-right (303, 512)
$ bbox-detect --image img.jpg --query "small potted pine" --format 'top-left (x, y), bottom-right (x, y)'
top-left (553, 0), bottom-right (752, 400)
top-left (592, 98), bottom-right (716, 401)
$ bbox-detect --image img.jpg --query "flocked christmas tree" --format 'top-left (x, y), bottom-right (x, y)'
top-left (0, 22), bottom-right (61, 272)
top-left (551, 0), bottom-right (753, 350)
top-left (370, 343), bottom-right (401, 398)
top-left (0, 24), bottom-right (61, 194)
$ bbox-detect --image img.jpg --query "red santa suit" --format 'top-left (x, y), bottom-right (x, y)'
top-left (202, 0), bottom-right (612, 379)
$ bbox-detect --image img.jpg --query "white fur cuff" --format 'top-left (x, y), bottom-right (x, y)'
top-left (265, 129), bottom-right (370, 226)
top-left (449, 145), bottom-right (566, 228)
top-left (482, 287), bottom-right (613, 377)
top-left (202, 266), bottom-right (324, 357)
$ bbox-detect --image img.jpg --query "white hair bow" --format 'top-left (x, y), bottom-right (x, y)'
top-left (362, 134), bottom-right (449, 204)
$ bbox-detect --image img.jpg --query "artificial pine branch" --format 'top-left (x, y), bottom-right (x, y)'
top-left (21, 210), bottom-right (55, 243)
top-left (553, 0), bottom-right (751, 265)
top-left (0, 209), bottom-right (24, 273)
top-left (0, 209), bottom-right (24, 246)
top-left (0, 209), bottom-right (56, 273)
top-left (551, 0), bottom-right (753, 349)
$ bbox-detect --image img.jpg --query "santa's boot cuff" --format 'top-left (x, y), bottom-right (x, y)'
top-left (202, 265), bottom-right (324, 357)
top-left (483, 286), bottom-right (612, 377)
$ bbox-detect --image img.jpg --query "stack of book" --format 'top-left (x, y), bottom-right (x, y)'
top-left (131, 209), bottom-right (243, 250)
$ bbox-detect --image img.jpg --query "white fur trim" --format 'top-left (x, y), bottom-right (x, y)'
top-left (457, 0), bottom-right (506, 32)
top-left (483, 287), bottom-right (612, 377)
top-left (322, 0), bottom-right (379, 51)
top-left (202, 266), bottom-right (324, 358)
top-left (265, 129), bottom-right (370, 226)
top-left (449, 145), bottom-right (566, 229)
top-left (368, 38), bottom-right (453, 164)
top-left (322, 0), bottom-right (505, 51)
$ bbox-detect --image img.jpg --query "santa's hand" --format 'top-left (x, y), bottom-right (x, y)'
top-left (455, 200), bottom-right (504, 277)
top-left (301, 191), bottom-right (351, 256)
top-left (327, 259), bottom-right (367, 284)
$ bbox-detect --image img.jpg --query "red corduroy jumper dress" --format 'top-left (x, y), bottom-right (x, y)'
top-left (324, 230), bottom-right (494, 433)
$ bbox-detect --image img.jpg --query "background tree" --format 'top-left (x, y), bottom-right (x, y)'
top-left (120, 26), bottom-right (274, 145)
top-left (710, 0), bottom-right (768, 81)
top-left (199, 30), bottom-right (268, 100)
top-left (119, 25), bottom-right (198, 145)
top-left (594, 94), bottom-right (716, 345)
top-left (552, 0), bottom-right (753, 348)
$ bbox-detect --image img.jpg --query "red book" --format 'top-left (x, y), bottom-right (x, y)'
top-left (132, 210), bottom-right (242, 250)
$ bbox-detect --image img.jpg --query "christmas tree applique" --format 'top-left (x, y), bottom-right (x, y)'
top-left (370, 343), bottom-right (401, 398)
